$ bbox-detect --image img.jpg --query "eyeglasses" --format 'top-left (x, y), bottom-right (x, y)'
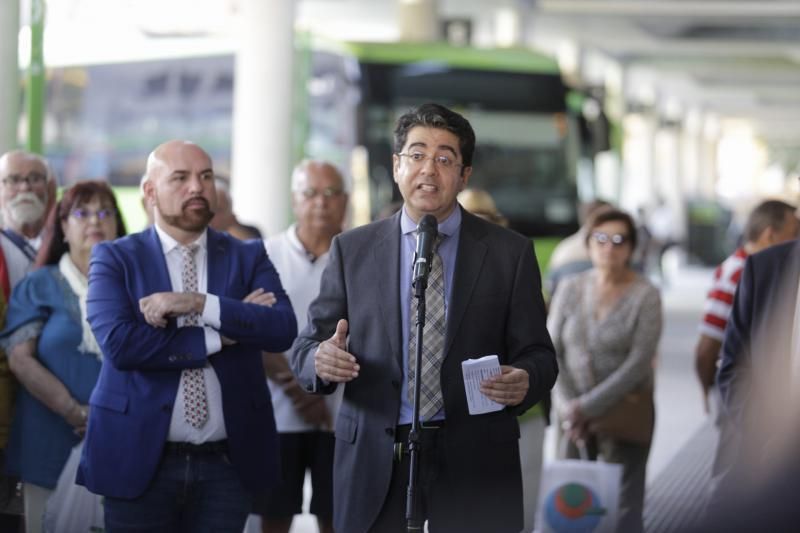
top-left (2, 172), bottom-right (47, 188)
top-left (298, 187), bottom-right (344, 200)
top-left (397, 152), bottom-right (462, 170)
top-left (591, 232), bottom-right (629, 246)
top-left (70, 207), bottom-right (116, 221)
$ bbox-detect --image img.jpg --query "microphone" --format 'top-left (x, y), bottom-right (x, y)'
top-left (412, 214), bottom-right (438, 291)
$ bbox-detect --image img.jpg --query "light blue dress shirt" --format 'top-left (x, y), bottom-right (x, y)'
top-left (398, 206), bottom-right (461, 425)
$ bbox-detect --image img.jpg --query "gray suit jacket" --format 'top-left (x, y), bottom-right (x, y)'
top-left (291, 208), bottom-right (557, 533)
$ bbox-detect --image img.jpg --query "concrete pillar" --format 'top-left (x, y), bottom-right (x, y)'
top-left (0, 0), bottom-right (20, 153)
top-left (654, 123), bottom-right (686, 240)
top-left (398, 0), bottom-right (439, 42)
top-left (698, 114), bottom-right (720, 198)
top-left (620, 111), bottom-right (657, 212)
top-left (230, 0), bottom-right (296, 238)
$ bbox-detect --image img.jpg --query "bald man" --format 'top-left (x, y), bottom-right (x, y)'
top-left (78, 140), bottom-right (297, 532)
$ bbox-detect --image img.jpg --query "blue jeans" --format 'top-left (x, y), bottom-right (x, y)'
top-left (103, 452), bottom-right (252, 532)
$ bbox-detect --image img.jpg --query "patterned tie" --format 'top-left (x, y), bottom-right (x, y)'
top-left (179, 244), bottom-right (208, 428)
top-left (408, 234), bottom-right (446, 421)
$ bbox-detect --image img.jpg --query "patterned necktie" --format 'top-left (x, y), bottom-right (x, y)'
top-left (408, 234), bottom-right (446, 421)
top-left (179, 244), bottom-right (208, 428)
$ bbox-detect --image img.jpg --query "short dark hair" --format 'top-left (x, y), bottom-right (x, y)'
top-left (393, 103), bottom-right (476, 173)
top-left (585, 208), bottom-right (638, 251)
top-left (579, 199), bottom-right (613, 225)
top-left (36, 180), bottom-right (127, 267)
top-left (744, 200), bottom-right (796, 244)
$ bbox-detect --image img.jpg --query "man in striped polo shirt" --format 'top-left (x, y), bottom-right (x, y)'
top-left (695, 199), bottom-right (798, 413)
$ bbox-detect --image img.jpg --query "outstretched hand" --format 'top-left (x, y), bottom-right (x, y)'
top-left (314, 319), bottom-right (359, 383)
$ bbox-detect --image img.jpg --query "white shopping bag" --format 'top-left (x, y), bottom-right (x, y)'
top-left (533, 458), bottom-right (622, 533)
top-left (44, 441), bottom-right (104, 533)
top-left (242, 514), bottom-right (262, 533)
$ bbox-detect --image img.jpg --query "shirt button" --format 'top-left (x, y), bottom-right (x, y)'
top-left (168, 355), bottom-right (176, 362)
top-left (161, 404), bottom-right (171, 413)
top-left (385, 427), bottom-right (394, 437)
top-left (391, 380), bottom-right (400, 389)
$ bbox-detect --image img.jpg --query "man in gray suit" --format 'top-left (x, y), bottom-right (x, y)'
top-left (292, 103), bottom-right (557, 533)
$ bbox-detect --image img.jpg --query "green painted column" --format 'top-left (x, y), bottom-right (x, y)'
top-left (26, 0), bottom-right (44, 155)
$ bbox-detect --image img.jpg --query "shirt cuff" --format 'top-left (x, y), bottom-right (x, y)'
top-left (202, 294), bottom-right (221, 329)
top-left (204, 327), bottom-right (222, 355)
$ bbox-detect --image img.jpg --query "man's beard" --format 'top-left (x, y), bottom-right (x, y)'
top-left (6, 192), bottom-right (46, 226)
top-left (157, 197), bottom-right (214, 233)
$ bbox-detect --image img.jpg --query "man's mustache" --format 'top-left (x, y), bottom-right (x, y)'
top-left (10, 192), bottom-right (44, 209)
top-left (182, 197), bottom-right (210, 210)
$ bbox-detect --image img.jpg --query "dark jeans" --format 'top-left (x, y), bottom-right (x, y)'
top-left (103, 450), bottom-right (252, 533)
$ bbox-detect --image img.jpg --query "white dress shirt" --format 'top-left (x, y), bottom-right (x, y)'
top-left (153, 224), bottom-right (226, 443)
top-left (0, 232), bottom-right (41, 288)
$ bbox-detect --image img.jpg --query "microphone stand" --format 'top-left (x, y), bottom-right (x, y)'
top-left (406, 272), bottom-right (428, 532)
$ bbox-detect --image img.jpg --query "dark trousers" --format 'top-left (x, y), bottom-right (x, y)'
top-left (369, 423), bottom-right (519, 533)
top-left (103, 446), bottom-right (252, 533)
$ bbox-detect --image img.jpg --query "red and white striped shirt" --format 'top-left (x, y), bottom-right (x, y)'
top-left (699, 247), bottom-right (748, 341)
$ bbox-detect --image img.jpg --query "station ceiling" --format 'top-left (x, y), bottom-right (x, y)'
top-left (35, 0), bottom-right (800, 150)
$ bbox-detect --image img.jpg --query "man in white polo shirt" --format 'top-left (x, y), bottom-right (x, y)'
top-left (258, 160), bottom-right (347, 533)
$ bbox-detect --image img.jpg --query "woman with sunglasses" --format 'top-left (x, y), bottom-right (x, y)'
top-left (547, 208), bottom-right (662, 533)
top-left (0, 181), bottom-right (126, 532)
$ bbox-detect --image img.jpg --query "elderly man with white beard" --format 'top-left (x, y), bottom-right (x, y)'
top-left (0, 150), bottom-right (52, 530)
top-left (0, 150), bottom-right (52, 288)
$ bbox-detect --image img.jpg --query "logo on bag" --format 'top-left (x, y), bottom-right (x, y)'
top-left (544, 482), bottom-right (606, 532)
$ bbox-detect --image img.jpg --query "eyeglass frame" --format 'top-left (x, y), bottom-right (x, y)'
top-left (68, 207), bottom-right (117, 222)
top-left (1, 172), bottom-right (48, 188)
top-left (590, 231), bottom-right (630, 246)
top-left (296, 187), bottom-right (345, 200)
top-left (396, 151), bottom-right (464, 171)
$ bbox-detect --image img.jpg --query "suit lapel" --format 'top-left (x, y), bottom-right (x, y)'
top-left (374, 215), bottom-right (402, 371)
top-left (146, 227), bottom-right (173, 292)
top-left (206, 229), bottom-right (228, 298)
top-left (444, 211), bottom-right (487, 359)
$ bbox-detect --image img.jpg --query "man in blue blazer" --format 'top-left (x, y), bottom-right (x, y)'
top-left (78, 140), bottom-right (297, 532)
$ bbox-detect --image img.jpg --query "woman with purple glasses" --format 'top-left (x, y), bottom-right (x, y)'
top-left (0, 181), bottom-right (126, 532)
top-left (547, 208), bottom-right (662, 533)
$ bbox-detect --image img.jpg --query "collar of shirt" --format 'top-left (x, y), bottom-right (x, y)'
top-left (400, 205), bottom-right (461, 239)
top-left (287, 223), bottom-right (323, 263)
top-left (27, 234), bottom-right (42, 251)
top-left (154, 223), bottom-right (208, 256)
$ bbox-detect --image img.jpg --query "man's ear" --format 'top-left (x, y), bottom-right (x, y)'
top-left (392, 153), bottom-right (400, 183)
top-left (758, 226), bottom-right (776, 246)
top-left (459, 166), bottom-right (472, 192)
top-left (142, 178), bottom-right (155, 205)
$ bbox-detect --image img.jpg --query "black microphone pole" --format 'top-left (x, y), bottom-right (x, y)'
top-left (406, 215), bottom-right (437, 533)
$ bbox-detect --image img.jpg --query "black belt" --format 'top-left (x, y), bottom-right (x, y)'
top-left (393, 421), bottom-right (445, 462)
top-left (163, 440), bottom-right (228, 456)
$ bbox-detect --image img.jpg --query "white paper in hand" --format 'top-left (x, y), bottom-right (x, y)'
top-left (461, 354), bottom-right (504, 415)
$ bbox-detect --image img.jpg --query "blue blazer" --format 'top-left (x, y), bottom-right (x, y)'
top-left (77, 227), bottom-right (297, 499)
top-left (714, 239), bottom-right (800, 478)
top-left (718, 239), bottom-right (800, 425)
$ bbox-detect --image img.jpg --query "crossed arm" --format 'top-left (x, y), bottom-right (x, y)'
top-left (88, 242), bottom-right (296, 371)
